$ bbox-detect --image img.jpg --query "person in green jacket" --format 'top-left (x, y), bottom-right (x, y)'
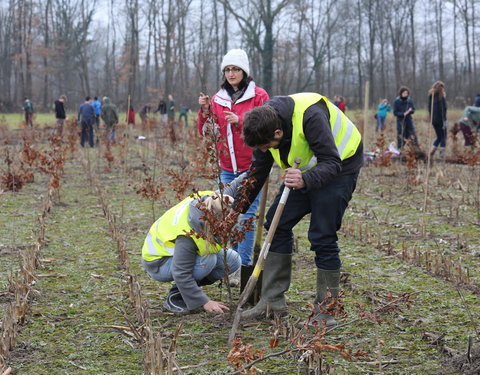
top-left (100, 97), bottom-right (119, 143)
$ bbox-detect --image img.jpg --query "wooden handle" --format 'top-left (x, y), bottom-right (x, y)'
top-left (229, 157), bottom-right (301, 344)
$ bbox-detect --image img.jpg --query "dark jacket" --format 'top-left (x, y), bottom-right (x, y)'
top-left (154, 100), bottom-right (167, 114)
top-left (393, 96), bottom-right (415, 120)
top-left (100, 98), bottom-right (119, 126)
top-left (428, 93), bottom-right (447, 126)
top-left (54, 100), bottom-right (66, 119)
top-left (234, 96), bottom-right (363, 212)
top-left (78, 102), bottom-right (95, 124)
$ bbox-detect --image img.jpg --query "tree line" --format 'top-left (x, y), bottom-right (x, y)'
top-left (0, 0), bottom-right (478, 113)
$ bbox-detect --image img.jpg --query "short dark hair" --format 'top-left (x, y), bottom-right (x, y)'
top-left (85, 96), bottom-right (91, 101)
top-left (94, 96), bottom-right (98, 100)
top-left (243, 106), bottom-right (282, 147)
top-left (398, 86), bottom-right (410, 96)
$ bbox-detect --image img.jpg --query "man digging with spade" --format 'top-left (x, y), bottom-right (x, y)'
top-left (231, 93), bottom-right (363, 327)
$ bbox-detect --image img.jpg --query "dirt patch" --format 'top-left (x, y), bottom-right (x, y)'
top-left (445, 345), bottom-right (480, 374)
top-left (0, 244), bottom-right (29, 257)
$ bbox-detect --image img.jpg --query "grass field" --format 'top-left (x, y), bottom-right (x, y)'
top-left (0, 114), bottom-right (479, 374)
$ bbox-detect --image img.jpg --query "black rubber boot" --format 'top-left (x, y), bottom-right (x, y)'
top-left (241, 252), bottom-right (292, 320)
top-left (309, 269), bottom-right (340, 328)
top-left (163, 285), bottom-right (188, 314)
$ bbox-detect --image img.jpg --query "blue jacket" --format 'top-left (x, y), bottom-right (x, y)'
top-left (376, 104), bottom-right (391, 118)
top-left (78, 102), bottom-right (95, 123)
top-left (93, 100), bottom-right (102, 115)
top-left (393, 96), bottom-right (415, 119)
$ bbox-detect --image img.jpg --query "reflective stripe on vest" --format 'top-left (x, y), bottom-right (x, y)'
top-left (269, 93), bottom-right (361, 171)
top-left (141, 191), bottom-right (221, 262)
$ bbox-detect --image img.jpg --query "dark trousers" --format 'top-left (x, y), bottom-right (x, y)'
top-left (396, 117), bottom-right (418, 148)
top-left (265, 172), bottom-right (359, 270)
top-left (178, 113), bottom-right (188, 127)
top-left (432, 122), bottom-right (446, 148)
top-left (80, 121), bottom-right (94, 147)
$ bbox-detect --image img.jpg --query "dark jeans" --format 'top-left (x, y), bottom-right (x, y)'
top-left (376, 115), bottom-right (386, 132)
top-left (432, 122), bottom-right (446, 147)
top-left (80, 121), bottom-right (94, 147)
top-left (396, 117), bottom-right (418, 148)
top-left (265, 172), bottom-right (359, 270)
top-left (178, 113), bottom-right (188, 127)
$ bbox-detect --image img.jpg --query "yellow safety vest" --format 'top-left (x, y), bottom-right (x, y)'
top-left (142, 191), bottom-right (222, 262)
top-left (269, 93), bottom-right (361, 171)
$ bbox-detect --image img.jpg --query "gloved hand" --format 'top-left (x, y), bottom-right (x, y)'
top-left (443, 120), bottom-right (448, 130)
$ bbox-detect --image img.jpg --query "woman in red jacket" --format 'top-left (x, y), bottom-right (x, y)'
top-left (197, 49), bottom-right (269, 283)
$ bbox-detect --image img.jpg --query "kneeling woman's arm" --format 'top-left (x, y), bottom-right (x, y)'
top-left (171, 236), bottom-right (229, 313)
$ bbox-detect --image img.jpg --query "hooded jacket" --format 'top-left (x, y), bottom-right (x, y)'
top-left (101, 98), bottom-right (119, 126)
top-left (197, 81), bottom-right (269, 173)
top-left (234, 96), bottom-right (363, 211)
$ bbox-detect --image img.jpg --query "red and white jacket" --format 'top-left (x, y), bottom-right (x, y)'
top-left (197, 81), bottom-right (269, 173)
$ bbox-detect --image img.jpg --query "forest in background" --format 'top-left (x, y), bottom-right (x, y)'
top-left (0, 0), bottom-right (479, 112)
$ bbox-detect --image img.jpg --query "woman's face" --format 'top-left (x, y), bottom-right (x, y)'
top-left (401, 90), bottom-right (409, 98)
top-left (223, 65), bottom-right (243, 89)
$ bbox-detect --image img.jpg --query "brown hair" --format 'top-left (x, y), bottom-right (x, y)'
top-left (398, 86), bottom-right (410, 96)
top-left (243, 106), bottom-right (282, 147)
top-left (428, 80), bottom-right (445, 98)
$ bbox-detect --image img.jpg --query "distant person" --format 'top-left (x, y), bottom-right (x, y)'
top-left (77, 96), bottom-right (95, 147)
top-left (452, 106), bottom-right (480, 147)
top-left (127, 105), bottom-right (136, 126)
top-left (167, 94), bottom-right (176, 142)
top-left (168, 94), bottom-right (175, 122)
top-left (393, 86), bottom-right (417, 149)
top-left (54, 95), bottom-right (67, 136)
top-left (375, 99), bottom-right (391, 133)
top-left (140, 105), bottom-right (151, 122)
top-left (101, 97), bottom-right (119, 143)
top-left (337, 96), bottom-right (346, 113)
top-left (178, 106), bottom-right (190, 127)
top-left (154, 98), bottom-right (167, 126)
top-left (474, 93), bottom-right (480, 107)
top-left (427, 81), bottom-right (447, 158)
top-left (92, 96), bottom-right (102, 130)
top-left (333, 95), bottom-right (339, 107)
top-left (23, 97), bottom-right (35, 127)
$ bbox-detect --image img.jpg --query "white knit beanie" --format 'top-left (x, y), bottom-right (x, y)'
top-left (221, 49), bottom-right (250, 76)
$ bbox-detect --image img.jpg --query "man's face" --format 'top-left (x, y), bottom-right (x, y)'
top-left (256, 129), bottom-right (283, 152)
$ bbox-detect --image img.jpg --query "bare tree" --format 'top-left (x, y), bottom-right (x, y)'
top-left (218, 0), bottom-right (289, 94)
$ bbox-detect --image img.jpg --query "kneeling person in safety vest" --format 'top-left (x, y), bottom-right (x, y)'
top-left (232, 93), bottom-right (363, 326)
top-left (142, 183), bottom-right (242, 314)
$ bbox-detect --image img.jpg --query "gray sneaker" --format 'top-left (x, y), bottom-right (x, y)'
top-left (163, 286), bottom-right (188, 314)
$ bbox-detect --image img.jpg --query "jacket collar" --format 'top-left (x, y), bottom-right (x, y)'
top-left (215, 81), bottom-right (257, 105)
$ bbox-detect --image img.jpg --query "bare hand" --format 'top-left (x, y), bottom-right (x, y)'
top-left (284, 168), bottom-right (305, 189)
top-left (199, 92), bottom-right (210, 111)
top-left (224, 111), bottom-right (239, 124)
top-left (203, 300), bottom-right (229, 314)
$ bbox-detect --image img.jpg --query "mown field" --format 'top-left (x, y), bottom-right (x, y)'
top-left (0, 110), bottom-right (479, 375)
